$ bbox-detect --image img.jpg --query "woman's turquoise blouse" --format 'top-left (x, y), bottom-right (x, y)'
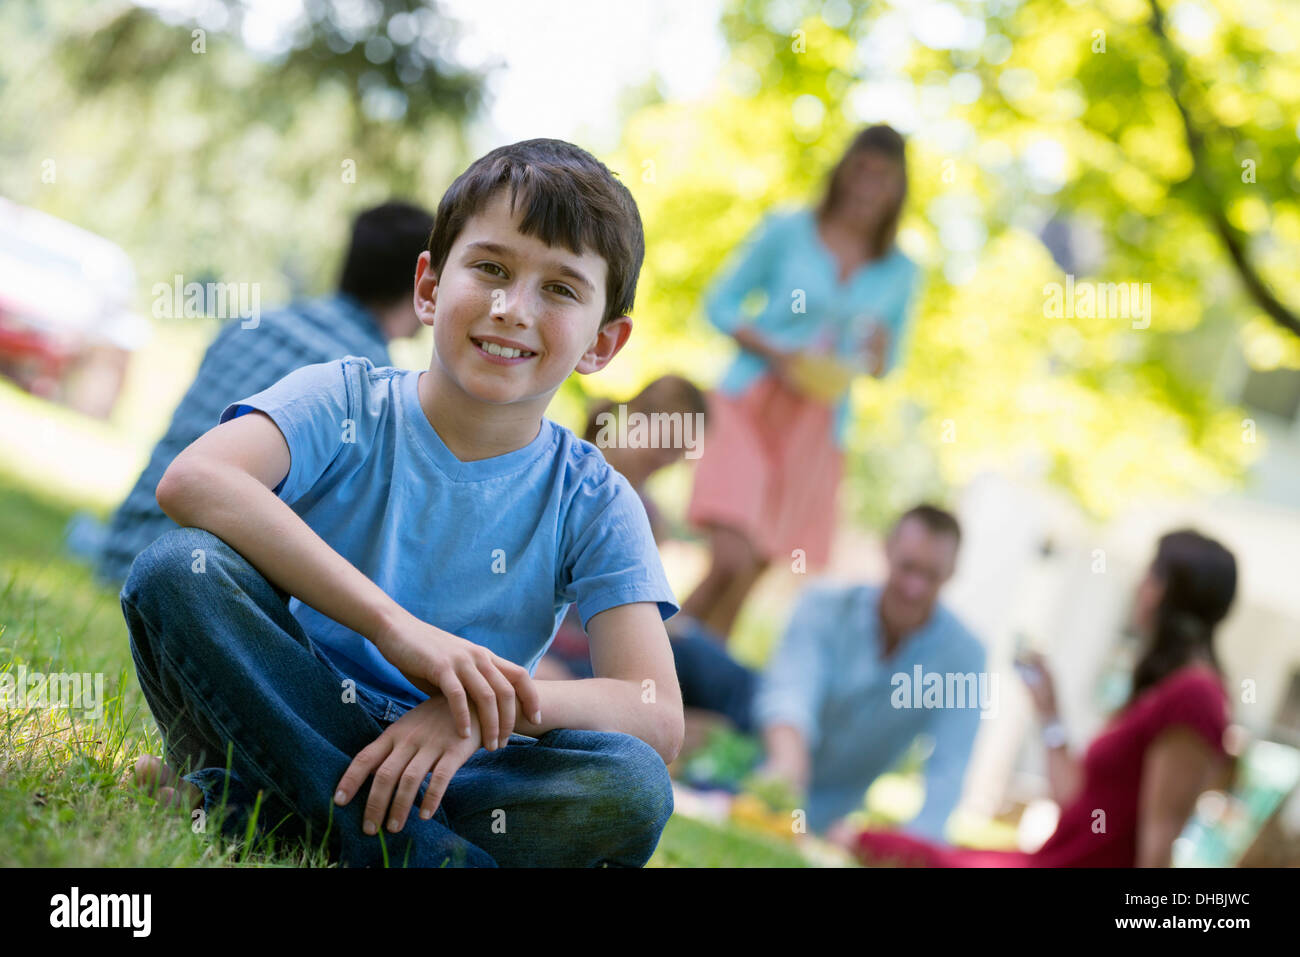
top-left (703, 206), bottom-right (919, 446)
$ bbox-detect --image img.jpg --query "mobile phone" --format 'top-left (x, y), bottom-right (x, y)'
top-left (1013, 632), bottom-right (1042, 686)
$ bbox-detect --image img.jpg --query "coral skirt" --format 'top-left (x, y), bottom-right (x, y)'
top-left (687, 373), bottom-right (843, 569)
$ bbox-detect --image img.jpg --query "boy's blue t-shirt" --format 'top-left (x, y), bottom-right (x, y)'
top-left (218, 355), bottom-right (679, 709)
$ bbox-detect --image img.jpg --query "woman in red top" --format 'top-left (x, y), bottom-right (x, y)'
top-left (835, 529), bottom-right (1237, 868)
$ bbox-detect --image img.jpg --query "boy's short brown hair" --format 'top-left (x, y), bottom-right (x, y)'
top-left (426, 138), bottom-right (645, 327)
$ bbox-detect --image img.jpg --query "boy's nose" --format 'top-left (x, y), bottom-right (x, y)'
top-left (491, 285), bottom-right (534, 327)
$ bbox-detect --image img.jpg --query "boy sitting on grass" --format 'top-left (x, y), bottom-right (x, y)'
top-left (121, 138), bottom-right (684, 868)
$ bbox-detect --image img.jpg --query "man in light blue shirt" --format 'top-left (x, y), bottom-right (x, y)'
top-left (753, 504), bottom-right (986, 842)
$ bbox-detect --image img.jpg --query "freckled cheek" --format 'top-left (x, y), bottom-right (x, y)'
top-left (439, 286), bottom-right (492, 331)
top-left (461, 282), bottom-right (497, 314)
top-left (531, 314), bottom-right (578, 358)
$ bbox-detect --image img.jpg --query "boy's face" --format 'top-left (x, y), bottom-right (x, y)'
top-left (413, 190), bottom-right (632, 409)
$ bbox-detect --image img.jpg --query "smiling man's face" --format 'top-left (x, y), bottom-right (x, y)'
top-left (413, 190), bottom-right (630, 410)
top-left (880, 518), bottom-right (958, 637)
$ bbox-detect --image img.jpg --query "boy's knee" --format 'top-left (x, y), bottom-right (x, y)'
top-left (597, 734), bottom-right (674, 835)
top-left (121, 526), bottom-right (236, 609)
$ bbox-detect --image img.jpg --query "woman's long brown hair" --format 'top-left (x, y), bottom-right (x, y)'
top-left (814, 124), bottom-right (908, 261)
top-left (1126, 529), bottom-right (1237, 708)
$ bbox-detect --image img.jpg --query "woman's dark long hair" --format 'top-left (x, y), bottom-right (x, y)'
top-left (581, 375), bottom-right (707, 446)
top-left (1126, 529), bottom-right (1237, 707)
top-left (814, 124), bottom-right (907, 261)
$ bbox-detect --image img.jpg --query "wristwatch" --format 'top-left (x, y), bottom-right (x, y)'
top-left (1041, 718), bottom-right (1068, 750)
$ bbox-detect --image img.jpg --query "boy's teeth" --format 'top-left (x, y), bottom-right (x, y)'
top-left (480, 340), bottom-right (529, 358)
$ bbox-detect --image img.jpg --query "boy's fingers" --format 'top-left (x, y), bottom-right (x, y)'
top-left (387, 751), bottom-right (437, 833)
top-left (417, 753), bottom-right (464, 821)
top-left (482, 665), bottom-right (516, 749)
top-left (335, 737), bottom-right (391, 805)
top-left (502, 662), bottom-right (542, 725)
top-left (435, 667), bottom-right (472, 738)
top-left (364, 747), bottom-right (414, 836)
top-left (458, 664), bottom-right (499, 749)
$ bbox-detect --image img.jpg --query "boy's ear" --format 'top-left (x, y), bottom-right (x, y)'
top-left (413, 251), bottom-right (438, 328)
top-left (575, 315), bottom-right (633, 375)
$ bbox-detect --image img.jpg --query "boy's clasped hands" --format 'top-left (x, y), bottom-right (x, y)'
top-left (333, 609), bottom-right (543, 836)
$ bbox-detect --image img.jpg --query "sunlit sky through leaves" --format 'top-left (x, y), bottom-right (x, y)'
top-left (138, 0), bottom-right (728, 152)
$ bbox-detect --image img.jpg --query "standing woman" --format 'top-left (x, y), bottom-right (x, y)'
top-left (682, 125), bottom-right (920, 640)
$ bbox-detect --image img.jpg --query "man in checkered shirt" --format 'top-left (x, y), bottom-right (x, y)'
top-left (94, 201), bottom-right (433, 587)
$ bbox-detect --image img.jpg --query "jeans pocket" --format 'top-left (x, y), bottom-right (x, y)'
top-left (309, 644), bottom-right (397, 725)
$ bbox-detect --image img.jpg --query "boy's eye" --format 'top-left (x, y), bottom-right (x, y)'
top-left (473, 263), bottom-right (569, 297)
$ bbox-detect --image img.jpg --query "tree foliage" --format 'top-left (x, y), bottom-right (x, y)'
top-left (607, 0), bottom-right (1296, 525)
top-left (0, 0), bottom-right (485, 306)
top-left (3, 0), bottom-right (1294, 525)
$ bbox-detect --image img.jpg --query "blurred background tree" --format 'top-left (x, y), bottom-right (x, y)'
top-left (0, 0), bottom-right (484, 304)
top-left (3, 0), bottom-right (1296, 526)
top-left (607, 0), bottom-right (1298, 527)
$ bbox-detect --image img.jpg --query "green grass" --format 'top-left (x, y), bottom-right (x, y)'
top-left (649, 814), bottom-right (808, 867)
top-left (0, 469), bottom-right (812, 867)
top-left (0, 472), bottom-right (337, 866)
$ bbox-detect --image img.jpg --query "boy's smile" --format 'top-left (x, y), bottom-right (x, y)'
top-left (412, 190), bottom-right (633, 460)
top-left (469, 334), bottom-right (537, 363)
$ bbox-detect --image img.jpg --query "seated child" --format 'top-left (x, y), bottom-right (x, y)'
top-left (121, 138), bottom-right (685, 868)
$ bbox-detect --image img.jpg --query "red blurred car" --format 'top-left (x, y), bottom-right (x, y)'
top-left (0, 197), bottom-right (150, 418)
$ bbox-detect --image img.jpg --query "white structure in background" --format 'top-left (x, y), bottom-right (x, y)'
top-left (942, 371), bottom-right (1300, 830)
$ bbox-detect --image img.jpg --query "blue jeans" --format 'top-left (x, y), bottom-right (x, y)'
top-left (120, 527), bottom-right (674, 868)
top-left (668, 617), bottom-right (758, 734)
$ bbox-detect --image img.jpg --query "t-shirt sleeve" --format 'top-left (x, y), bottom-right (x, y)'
top-left (218, 357), bottom-right (355, 506)
top-left (1151, 670), bottom-right (1230, 757)
top-left (560, 470), bottom-right (679, 627)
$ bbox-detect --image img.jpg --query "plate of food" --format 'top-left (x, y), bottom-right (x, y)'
top-left (786, 352), bottom-right (856, 402)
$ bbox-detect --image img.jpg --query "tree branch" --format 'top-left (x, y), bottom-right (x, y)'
top-left (1146, 0), bottom-right (1300, 339)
